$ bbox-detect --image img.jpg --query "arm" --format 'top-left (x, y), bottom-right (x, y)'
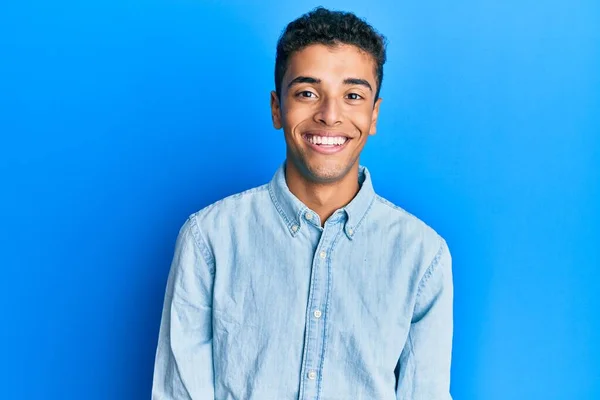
top-left (152, 215), bottom-right (215, 399)
top-left (396, 237), bottom-right (454, 400)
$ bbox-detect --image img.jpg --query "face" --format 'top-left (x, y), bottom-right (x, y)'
top-left (270, 44), bottom-right (382, 184)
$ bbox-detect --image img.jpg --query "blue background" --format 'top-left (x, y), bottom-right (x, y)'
top-left (1, 0), bottom-right (598, 398)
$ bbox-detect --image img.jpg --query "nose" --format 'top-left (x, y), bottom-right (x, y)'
top-left (314, 97), bottom-right (342, 126)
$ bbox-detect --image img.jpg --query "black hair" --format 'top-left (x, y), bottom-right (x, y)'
top-left (275, 7), bottom-right (387, 102)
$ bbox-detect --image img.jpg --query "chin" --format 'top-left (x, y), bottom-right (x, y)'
top-left (304, 160), bottom-right (352, 183)
top-left (287, 147), bottom-right (357, 184)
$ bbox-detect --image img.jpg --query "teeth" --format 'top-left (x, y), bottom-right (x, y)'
top-left (307, 135), bottom-right (348, 146)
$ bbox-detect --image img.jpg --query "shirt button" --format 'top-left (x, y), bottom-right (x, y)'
top-left (347, 227), bottom-right (354, 235)
top-left (305, 212), bottom-right (312, 220)
top-left (291, 225), bottom-right (299, 232)
top-left (307, 370), bottom-right (317, 380)
top-left (319, 251), bottom-right (326, 259)
top-left (313, 310), bottom-right (322, 318)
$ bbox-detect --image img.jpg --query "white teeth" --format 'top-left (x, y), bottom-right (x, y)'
top-left (307, 135), bottom-right (348, 146)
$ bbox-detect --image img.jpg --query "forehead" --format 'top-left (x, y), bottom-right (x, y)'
top-left (284, 44), bottom-right (377, 86)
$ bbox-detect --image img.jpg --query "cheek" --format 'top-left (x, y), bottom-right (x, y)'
top-left (283, 104), bottom-right (312, 131)
top-left (350, 109), bottom-right (375, 132)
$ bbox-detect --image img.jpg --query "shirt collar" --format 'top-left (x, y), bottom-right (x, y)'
top-left (268, 160), bottom-right (375, 239)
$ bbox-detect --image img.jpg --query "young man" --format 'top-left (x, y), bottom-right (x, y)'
top-left (152, 7), bottom-right (453, 400)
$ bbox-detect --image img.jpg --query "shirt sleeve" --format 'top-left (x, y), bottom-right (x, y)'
top-left (152, 215), bottom-right (215, 399)
top-left (396, 237), bottom-right (454, 400)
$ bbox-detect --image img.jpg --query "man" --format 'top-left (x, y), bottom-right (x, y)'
top-left (152, 7), bottom-right (453, 400)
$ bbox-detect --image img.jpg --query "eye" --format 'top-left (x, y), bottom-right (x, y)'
top-left (346, 93), bottom-right (363, 100)
top-left (296, 90), bottom-right (317, 98)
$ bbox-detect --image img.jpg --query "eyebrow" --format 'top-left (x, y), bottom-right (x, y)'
top-left (287, 76), bottom-right (320, 89)
top-left (287, 76), bottom-right (373, 92)
top-left (343, 78), bottom-right (372, 92)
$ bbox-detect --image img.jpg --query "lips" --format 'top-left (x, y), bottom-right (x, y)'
top-left (302, 133), bottom-right (351, 155)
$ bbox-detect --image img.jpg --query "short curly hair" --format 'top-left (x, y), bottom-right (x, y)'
top-left (275, 7), bottom-right (387, 102)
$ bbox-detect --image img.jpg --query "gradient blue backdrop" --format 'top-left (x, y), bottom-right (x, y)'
top-left (1, 0), bottom-right (598, 398)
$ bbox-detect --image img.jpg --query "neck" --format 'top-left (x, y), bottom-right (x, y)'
top-left (285, 159), bottom-right (360, 226)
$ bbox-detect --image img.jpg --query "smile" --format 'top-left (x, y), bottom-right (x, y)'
top-left (302, 133), bottom-right (351, 155)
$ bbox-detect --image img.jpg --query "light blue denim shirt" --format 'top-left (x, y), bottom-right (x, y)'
top-left (152, 162), bottom-right (453, 400)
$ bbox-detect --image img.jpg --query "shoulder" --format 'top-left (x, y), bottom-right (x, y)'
top-left (373, 194), bottom-right (444, 241)
top-left (189, 183), bottom-right (270, 228)
top-left (371, 193), bottom-right (451, 272)
top-left (181, 182), bottom-right (272, 246)
top-left (175, 183), bottom-right (271, 260)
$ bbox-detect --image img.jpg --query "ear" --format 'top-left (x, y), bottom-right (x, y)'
top-left (270, 91), bottom-right (282, 130)
top-left (368, 97), bottom-right (383, 136)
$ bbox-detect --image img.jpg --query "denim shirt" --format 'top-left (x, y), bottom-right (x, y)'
top-left (152, 162), bottom-right (453, 400)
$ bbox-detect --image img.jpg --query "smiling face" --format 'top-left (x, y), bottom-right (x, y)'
top-left (271, 43), bottom-right (382, 184)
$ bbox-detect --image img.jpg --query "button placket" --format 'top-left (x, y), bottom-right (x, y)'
top-left (298, 223), bottom-right (339, 399)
